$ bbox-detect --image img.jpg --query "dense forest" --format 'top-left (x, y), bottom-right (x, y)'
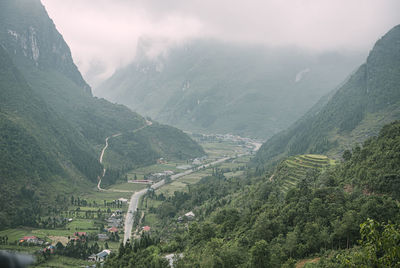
top-left (105, 123), bottom-right (205, 170)
top-left (106, 121), bottom-right (400, 267)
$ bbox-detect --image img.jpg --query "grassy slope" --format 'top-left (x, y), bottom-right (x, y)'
top-left (272, 154), bottom-right (335, 192)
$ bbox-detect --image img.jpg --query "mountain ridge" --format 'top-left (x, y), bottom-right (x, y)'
top-left (254, 24), bottom-right (400, 168)
top-left (96, 39), bottom-right (365, 138)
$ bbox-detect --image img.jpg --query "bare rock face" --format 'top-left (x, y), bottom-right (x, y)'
top-left (0, 0), bottom-right (91, 94)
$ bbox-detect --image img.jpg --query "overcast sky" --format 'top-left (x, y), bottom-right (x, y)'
top-left (41, 0), bottom-right (400, 87)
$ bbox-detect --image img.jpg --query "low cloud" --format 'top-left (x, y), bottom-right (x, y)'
top-left (41, 0), bottom-right (400, 87)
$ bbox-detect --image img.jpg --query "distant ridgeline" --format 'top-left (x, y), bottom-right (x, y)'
top-left (254, 24), bottom-right (400, 170)
top-left (0, 0), bottom-right (203, 229)
top-left (96, 38), bottom-right (364, 139)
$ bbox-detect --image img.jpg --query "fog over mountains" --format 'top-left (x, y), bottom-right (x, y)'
top-left (96, 39), bottom-right (365, 138)
top-left (41, 0), bottom-right (400, 87)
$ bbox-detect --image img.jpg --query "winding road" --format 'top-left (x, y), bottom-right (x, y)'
top-left (97, 121), bottom-right (152, 191)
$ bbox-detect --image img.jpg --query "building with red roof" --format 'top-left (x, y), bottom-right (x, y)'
top-left (108, 227), bottom-right (118, 233)
top-left (74, 232), bottom-right (87, 237)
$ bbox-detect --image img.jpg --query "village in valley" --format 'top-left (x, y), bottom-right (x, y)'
top-left (0, 134), bottom-right (259, 266)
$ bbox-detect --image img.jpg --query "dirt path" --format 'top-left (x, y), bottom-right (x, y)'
top-left (132, 211), bottom-right (145, 239)
top-left (296, 258), bottom-right (320, 268)
top-left (97, 120), bottom-right (152, 191)
top-left (48, 235), bottom-right (69, 246)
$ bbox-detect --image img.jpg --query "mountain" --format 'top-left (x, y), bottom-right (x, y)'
top-left (255, 24), bottom-right (400, 168)
top-left (96, 39), bottom-right (364, 138)
top-left (0, 0), bottom-right (204, 229)
top-left (0, 44), bottom-right (99, 227)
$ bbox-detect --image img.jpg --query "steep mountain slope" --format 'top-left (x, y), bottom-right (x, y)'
top-left (104, 122), bottom-right (207, 171)
top-left (0, 45), bottom-right (100, 227)
top-left (96, 39), bottom-right (364, 138)
top-left (0, 0), bottom-right (203, 155)
top-left (0, 0), bottom-right (146, 143)
top-left (255, 24), bottom-right (400, 167)
top-left (0, 0), bottom-right (204, 229)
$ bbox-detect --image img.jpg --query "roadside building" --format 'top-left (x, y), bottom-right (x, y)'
top-left (96, 249), bottom-right (111, 262)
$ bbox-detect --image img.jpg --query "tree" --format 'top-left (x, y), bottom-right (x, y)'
top-left (285, 231), bottom-right (297, 258)
top-left (342, 150), bottom-right (352, 161)
top-left (55, 241), bottom-right (64, 252)
top-left (339, 219), bottom-right (400, 267)
top-left (250, 240), bottom-right (270, 268)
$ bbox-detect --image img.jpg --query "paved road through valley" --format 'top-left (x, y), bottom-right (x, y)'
top-left (123, 155), bottom-right (234, 243)
top-left (123, 139), bottom-right (263, 243)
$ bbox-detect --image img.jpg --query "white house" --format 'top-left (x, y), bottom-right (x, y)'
top-left (184, 211), bottom-right (195, 220)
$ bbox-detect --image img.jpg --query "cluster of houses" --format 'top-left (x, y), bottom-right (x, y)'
top-left (176, 164), bottom-right (192, 170)
top-left (192, 156), bottom-right (207, 166)
top-left (106, 209), bottom-right (122, 229)
top-left (148, 170), bottom-right (174, 180)
top-left (71, 232), bottom-right (87, 242)
top-left (117, 198), bottom-right (128, 204)
top-left (194, 133), bottom-right (262, 153)
top-left (157, 158), bottom-right (167, 164)
top-left (19, 236), bottom-right (44, 245)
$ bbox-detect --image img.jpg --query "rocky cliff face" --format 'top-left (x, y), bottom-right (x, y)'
top-left (0, 0), bottom-right (91, 94)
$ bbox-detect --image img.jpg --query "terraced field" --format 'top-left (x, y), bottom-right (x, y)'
top-left (273, 154), bottom-right (335, 192)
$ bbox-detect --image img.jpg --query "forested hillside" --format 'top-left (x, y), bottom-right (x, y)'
top-left (96, 39), bottom-right (364, 138)
top-left (0, 0), bottom-right (204, 230)
top-left (255, 24), bottom-right (400, 168)
top-left (105, 120), bottom-right (400, 267)
top-left (0, 45), bottom-right (100, 228)
top-left (104, 122), bottom-right (205, 171)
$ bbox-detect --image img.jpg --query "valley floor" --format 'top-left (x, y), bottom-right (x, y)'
top-left (0, 133), bottom-right (259, 267)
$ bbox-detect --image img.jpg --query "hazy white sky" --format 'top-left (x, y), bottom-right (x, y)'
top-left (41, 0), bottom-right (400, 87)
